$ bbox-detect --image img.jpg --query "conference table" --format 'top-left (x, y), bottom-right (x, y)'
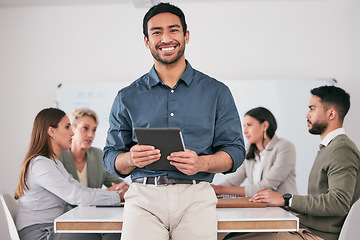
top-left (54, 198), bottom-right (299, 233)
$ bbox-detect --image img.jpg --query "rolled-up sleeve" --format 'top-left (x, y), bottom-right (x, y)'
top-left (214, 84), bottom-right (246, 173)
top-left (103, 91), bottom-right (134, 178)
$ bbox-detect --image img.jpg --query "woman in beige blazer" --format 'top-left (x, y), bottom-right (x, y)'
top-left (212, 107), bottom-right (298, 197)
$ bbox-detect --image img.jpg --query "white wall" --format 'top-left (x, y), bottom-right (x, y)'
top-left (1, 0), bottom-right (359, 197)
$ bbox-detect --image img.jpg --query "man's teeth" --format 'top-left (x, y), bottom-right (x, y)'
top-left (162, 47), bottom-right (174, 51)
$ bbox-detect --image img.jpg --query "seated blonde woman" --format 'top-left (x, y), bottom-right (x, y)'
top-left (58, 108), bottom-right (128, 211)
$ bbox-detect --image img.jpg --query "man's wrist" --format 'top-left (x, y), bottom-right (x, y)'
top-left (283, 193), bottom-right (292, 209)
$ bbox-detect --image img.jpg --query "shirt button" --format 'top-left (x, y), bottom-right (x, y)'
top-left (170, 113), bottom-right (174, 117)
top-left (171, 90), bottom-right (174, 93)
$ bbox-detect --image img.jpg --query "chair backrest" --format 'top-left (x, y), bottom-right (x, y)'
top-left (0, 193), bottom-right (20, 240)
top-left (338, 198), bottom-right (360, 240)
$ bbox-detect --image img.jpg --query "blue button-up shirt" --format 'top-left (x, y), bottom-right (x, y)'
top-left (103, 61), bottom-right (245, 182)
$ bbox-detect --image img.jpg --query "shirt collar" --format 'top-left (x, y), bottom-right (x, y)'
top-left (321, 128), bottom-right (345, 147)
top-left (147, 60), bottom-right (194, 88)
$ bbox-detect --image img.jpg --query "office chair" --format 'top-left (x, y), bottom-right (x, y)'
top-left (338, 198), bottom-right (360, 240)
top-left (0, 193), bottom-right (20, 240)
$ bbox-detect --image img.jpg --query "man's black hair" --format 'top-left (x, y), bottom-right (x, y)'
top-left (143, 2), bottom-right (187, 38)
top-left (311, 85), bottom-right (350, 122)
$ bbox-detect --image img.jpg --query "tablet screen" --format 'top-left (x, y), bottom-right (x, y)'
top-left (134, 128), bottom-right (185, 171)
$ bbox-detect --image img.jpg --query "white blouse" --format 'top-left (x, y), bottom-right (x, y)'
top-left (252, 150), bottom-right (266, 184)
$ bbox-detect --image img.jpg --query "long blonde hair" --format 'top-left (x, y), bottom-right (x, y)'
top-left (15, 108), bottom-right (66, 199)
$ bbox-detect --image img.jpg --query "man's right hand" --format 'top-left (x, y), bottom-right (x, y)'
top-left (129, 145), bottom-right (161, 168)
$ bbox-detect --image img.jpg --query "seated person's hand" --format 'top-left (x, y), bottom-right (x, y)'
top-left (249, 189), bottom-right (284, 207)
top-left (107, 182), bottom-right (129, 193)
top-left (210, 184), bottom-right (224, 195)
top-left (107, 182), bottom-right (129, 202)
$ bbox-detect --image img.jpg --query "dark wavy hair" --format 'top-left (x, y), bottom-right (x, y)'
top-left (245, 107), bottom-right (277, 160)
top-left (311, 85), bottom-right (350, 123)
top-left (143, 2), bottom-right (187, 38)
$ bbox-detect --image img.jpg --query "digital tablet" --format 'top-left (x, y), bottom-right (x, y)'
top-left (134, 127), bottom-right (185, 171)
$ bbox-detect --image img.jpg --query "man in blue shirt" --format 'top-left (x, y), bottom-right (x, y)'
top-left (103, 3), bottom-right (245, 240)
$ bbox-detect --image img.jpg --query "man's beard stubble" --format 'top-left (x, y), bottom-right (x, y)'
top-left (308, 120), bottom-right (328, 135)
top-left (150, 42), bottom-right (185, 65)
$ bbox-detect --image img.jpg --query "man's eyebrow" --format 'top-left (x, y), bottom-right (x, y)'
top-left (149, 24), bottom-right (181, 32)
top-left (149, 26), bottom-right (163, 32)
top-left (168, 24), bottom-right (181, 28)
top-left (309, 105), bottom-right (315, 109)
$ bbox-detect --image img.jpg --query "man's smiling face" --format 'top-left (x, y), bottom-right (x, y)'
top-left (144, 12), bottom-right (189, 65)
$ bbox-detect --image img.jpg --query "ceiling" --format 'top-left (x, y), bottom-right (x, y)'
top-left (0, 0), bottom-right (320, 7)
top-left (0, 0), bottom-right (259, 8)
top-left (0, 0), bottom-right (138, 7)
top-left (0, 0), bottom-right (228, 8)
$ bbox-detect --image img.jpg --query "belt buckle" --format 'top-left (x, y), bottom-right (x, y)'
top-left (154, 176), bottom-right (159, 186)
top-left (156, 176), bottom-right (169, 186)
top-left (156, 176), bottom-right (174, 185)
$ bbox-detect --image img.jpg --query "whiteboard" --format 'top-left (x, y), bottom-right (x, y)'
top-left (57, 78), bottom-right (336, 194)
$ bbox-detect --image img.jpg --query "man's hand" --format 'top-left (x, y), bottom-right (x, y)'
top-left (167, 149), bottom-right (205, 175)
top-left (249, 189), bottom-right (285, 207)
top-left (129, 145), bottom-right (161, 168)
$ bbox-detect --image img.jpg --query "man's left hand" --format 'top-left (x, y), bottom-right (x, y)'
top-left (167, 149), bottom-right (204, 175)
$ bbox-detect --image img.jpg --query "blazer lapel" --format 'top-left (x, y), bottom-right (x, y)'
top-left (86, 149), bottom-right (99, 188)
top-left (62, 150), bottom-right (79, 181)
top-left (260, 135), bottom-right (280, 178)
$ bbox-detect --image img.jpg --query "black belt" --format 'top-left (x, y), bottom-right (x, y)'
top-left (132, 176), bottom-right (201, 185)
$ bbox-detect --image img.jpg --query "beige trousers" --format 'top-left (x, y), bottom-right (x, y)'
top-left (120, 181), bottom-right (218, 240)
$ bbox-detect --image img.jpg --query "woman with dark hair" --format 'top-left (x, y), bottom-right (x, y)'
top-left (212, 107), bottom-right (298, 197)
top-left (15, 108), bottom-right (121, 240)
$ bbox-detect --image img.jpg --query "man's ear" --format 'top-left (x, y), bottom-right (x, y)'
top-left (328, 108), bottom-right (336, 120)
top-left (185, 30), bottom-right (190, 44)
top-left (144, 36), bottom-right (150, 49)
